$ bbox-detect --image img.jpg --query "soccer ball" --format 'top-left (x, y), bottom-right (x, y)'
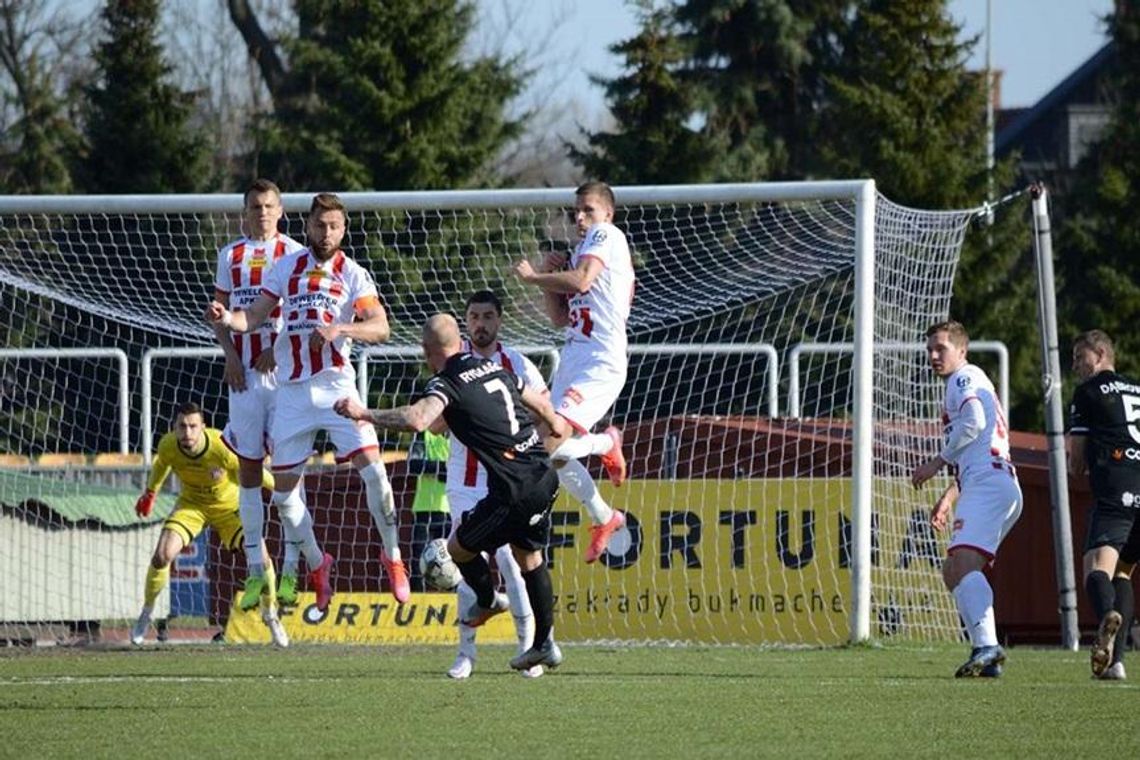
top-left (419, 538), bottom-right (462, 591)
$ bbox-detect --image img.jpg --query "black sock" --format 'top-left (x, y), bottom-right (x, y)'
top-left (455, 555), bottom-right (495, 608)
top-left (1112, 577), bottom-right (1134, 665)
top-left (522, 561), bottom-right (554, 649)
top-left (1086, 570), bottom-right (1116, 621)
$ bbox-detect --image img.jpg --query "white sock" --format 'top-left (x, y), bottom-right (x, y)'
top-left (556, 459), bottom-right (613, 526)
top-left (456, 582), bottom-right (478, 659)
top-left (496, 545), bottom-right (535, 653)
top-left (280, 481), bottom-right (305, 575)
top-left (359, 461), bottom-right (401, 561)
top-left (953, 570), bottom-right (998, 647)
top-left (238, 486), bottom-right (265, 575)
top-left (273, 488), bottom-right (323, 569)
top-left (552, 433), bottom-right (613, 461)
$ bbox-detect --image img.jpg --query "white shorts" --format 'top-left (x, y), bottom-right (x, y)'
top-left (270, 371), bottom-right (379, 470)
top-left (550, 340), bottom-right (627, 433)
top-left (222, 369), bottom-right (276, 460)
top-left (949, 467), bottom-right (1023, 560)
top-left (446, 488), bottom-right (482, 525)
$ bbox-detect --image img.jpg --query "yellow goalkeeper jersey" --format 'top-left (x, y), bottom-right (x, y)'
top-left (147, 427), bottom-right (273, 511)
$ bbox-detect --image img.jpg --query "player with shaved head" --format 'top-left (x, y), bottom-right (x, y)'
top-left (335, 313), bottom-right (567, 672)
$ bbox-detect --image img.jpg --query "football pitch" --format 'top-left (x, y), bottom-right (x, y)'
top-left (1, 643), bottom-right (1136, 758)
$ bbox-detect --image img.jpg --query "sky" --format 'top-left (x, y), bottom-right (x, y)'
top-left (493, 0), bottom-right (1116, 125)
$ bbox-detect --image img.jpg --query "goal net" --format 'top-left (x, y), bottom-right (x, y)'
top-left (0, 183), bottom-right (979, 647)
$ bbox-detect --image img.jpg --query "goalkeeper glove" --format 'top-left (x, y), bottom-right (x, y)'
top-left (135, 490), bottom-right (156, 518)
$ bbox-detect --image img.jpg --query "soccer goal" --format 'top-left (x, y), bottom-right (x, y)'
top-left (0, 181), bottom-right (979, 646)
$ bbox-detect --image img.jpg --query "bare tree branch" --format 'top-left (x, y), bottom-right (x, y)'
top-left (226, 0), bottom-right (286, 103)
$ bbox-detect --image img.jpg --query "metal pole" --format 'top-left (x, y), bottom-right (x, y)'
top-left (1030, 184), bottom-right (1079, 650)
top-left (985, 0), bottom-right (995, 220)
top-left (849, 180), bottom-right (876, 643)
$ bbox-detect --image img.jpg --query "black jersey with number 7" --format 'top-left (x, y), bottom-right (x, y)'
top-left (423, 352), bottom-right (551, 499)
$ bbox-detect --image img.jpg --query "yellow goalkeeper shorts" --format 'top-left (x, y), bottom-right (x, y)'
top-left (163, 504), bottom-right (244, 551)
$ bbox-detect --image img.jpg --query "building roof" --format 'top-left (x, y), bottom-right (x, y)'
top-left (995, 42), bottom-right (1114, 155)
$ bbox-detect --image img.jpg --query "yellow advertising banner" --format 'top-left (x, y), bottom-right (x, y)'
top-left (226, 478), bottom-right (954, 646)
top-left (549, 479), bottom-right (851, 645)
top-left (226, 592), bottom-right (516, 645)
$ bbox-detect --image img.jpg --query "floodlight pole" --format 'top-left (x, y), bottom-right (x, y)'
top-left (1030, 184), bottom-right (1079, 651)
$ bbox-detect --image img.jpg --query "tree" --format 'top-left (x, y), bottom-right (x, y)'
top-left (674, 0), bottom-right (853, 181)
top-left (818, 0), bottom-right (1040, 427)
top-left (0, 0), bottom-right (86, 194)
top-left (79, 0), bottom-right (209, 193)
top-left (1056, 1), bottom-right (1140, 379)
top-left (227, 0), bottom-right (526, 190)
top-left (574, 0), bottom-right (852, 184)
top-left (570, 1), bottom-right (717, 185)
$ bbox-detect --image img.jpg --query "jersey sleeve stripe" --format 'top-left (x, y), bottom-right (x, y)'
top-left (354, 295), bottom-right (380, 313)
top-left (426, 389), bottom-right (450, 406)
top-left (957, 395), bottom-right (980, 412)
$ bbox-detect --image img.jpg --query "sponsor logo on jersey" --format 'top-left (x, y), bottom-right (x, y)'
top-left (953, 518), bottom-right (964, 532)
top-left (564, 387), bottom-right (583, 405)
top-left (210, 467), bottom-right (224, 481)
top-left (303, 269), bottom-right (328, 279)
top-left (590, 228), bottom-right (608, 244)
top-left (956, 375), bottom-right (972, 388)
top-left (1116, 447), bottom-right (1140, 461)
top-left (249, 257), bottom-right (267, 269)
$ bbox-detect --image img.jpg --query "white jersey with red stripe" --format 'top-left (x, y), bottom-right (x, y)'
top-left (261, 248), bottom-right (380, 383)
top-left (445, 341), bottom-right (547, 498)
top-left (213, 233), bottom-right (304, 368)
top-left (941, 363), bottom-right (1011, 484)
top-left (565, 221), bottom-right (634, 362)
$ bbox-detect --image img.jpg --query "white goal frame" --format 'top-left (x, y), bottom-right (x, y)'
top-left (0, 180), bottom-right (881, 643)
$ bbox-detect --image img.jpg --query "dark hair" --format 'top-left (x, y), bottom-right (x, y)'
top-left (465, 289), bottom-right (503, 315)
top-left (244, 178), bottom-right (282, 206)
top-left (174, 401), bottom-right (204, 422)
top-left (925, 319), bottom-right (968, 348)
top-left (309, 192), bottom-right (346, 218)
top-left (576, 181), bottom-right (615, 209)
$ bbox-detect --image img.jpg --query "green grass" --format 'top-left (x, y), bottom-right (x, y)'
top-left (0, 643), bottom-right (1136, 758)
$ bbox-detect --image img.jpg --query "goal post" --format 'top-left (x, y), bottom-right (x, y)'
top-left (0, 180), bottom-right (980, 646)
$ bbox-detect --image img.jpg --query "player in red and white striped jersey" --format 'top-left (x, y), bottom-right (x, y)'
top-left (441, 290), bottom-right (548, 679)
top-left (206, 193), bottom-right (410, 610)
top-left (211, 179), bottom-right (305, 607)
top-left (514, 181), bottom-right (633, 564)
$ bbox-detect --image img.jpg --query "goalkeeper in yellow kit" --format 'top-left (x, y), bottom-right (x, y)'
top-left (130, 402), bottom-right (288, 647)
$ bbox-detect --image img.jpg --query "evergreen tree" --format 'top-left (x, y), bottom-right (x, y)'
top-left (570, 1), bottom-right (717, 184)
top-left (1056, 2), bottom-right (1140, 379)
top-left (80, 0), bottom-right (209, 193)
top-left (232, 0), bottom-right (525, 191)
top-left (820, 0), bottom-right (1039, 427)
top-left (575, 0), bottom-right (852, 183)
top-left (675, 0), bottom-right (853, 181)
